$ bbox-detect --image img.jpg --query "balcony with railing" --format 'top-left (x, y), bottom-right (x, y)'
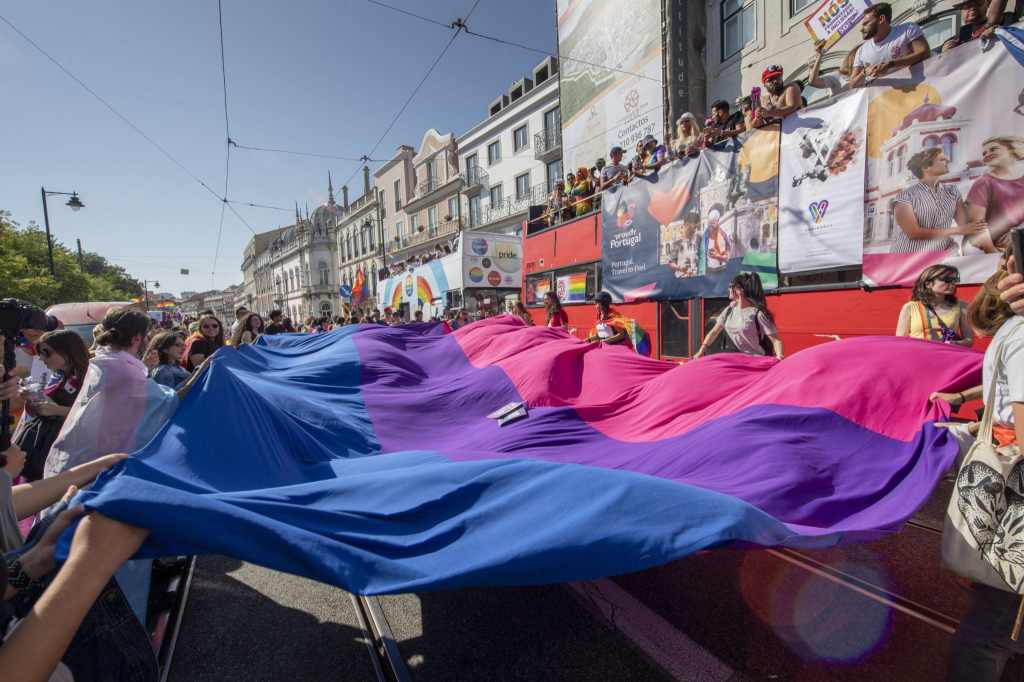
top-left (473, 182), bottom-right (548, 229)
top-left (387, 217), bottom-right (461, 256)
top-left (460, 166), bottom-right (489, 195)
top-left (405, 171), bottom-right (463, 214)
top-left (534, 128), bottom-right (562, 162)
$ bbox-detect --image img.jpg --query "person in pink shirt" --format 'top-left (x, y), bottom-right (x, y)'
top-left (967, 135), bottom-right (1024, 252)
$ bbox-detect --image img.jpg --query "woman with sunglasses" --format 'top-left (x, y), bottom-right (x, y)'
top-left (896, 265), bottom-right (973, 347)
top-left (230, 312), bottom-right (265, 346)
top-left (146, 332), bottom-right (190, 389)
top-left (13, 331), bottom-right (90, 481)
top-left (182, 314), bottom-right (224, 372)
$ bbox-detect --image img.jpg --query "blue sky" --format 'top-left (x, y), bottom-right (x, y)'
top-left (1, 0), bottom-right (557, 295)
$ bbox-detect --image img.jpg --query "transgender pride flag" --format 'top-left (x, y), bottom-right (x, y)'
top-left (67, 317), bottom-right (980, 594)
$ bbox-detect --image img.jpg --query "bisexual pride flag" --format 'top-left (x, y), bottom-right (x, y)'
top-left (68, 317), bottom-right (979, 594)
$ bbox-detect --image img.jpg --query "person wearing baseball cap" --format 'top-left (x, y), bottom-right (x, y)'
top-left (754, 64), bottom-right (802, 127)
top-left (943, 0), bottom-right (1004, 53)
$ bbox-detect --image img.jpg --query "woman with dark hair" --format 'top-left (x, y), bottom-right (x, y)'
top-left (45, 309), bottom-right (174, 477)
top-left (694, 272), bottom-right (783, 359)
top-left (182, 314), bottom-right (224, 372)
top-left (146, 331), bottom-right (190, 388)
top-left (544, 291), bottom-right (569, 330)
top-left (586, 292), bottom-right (627, 345)
top-left (230, 312), bottom-right (265, 346)
top-left (13, 330), bottom-right (90, 481)
top-left (896, 264), bottom-right (972, 346)
top-left (512, 302), bottom-right (534, 326)
top-left (891, 147), bottom-right (981, 253)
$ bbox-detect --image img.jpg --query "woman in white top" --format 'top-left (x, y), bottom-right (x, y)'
top-left (694, 272), bottom-right (783, 359)
top-left (948, 253), bottom-right (1024, 681)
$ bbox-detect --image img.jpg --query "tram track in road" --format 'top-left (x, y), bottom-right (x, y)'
top-left (350, 593), bottom-right (412, 682)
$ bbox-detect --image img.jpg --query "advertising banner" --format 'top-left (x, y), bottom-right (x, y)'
top-left (601, 128), bottom-right (780, 302)
top-left (557, 0), bottom-right (664, 173)
top-left (803, 0), bottom-right (873, 50)
top-left (378, 252), bottom-right (462, 314)
top-left (861, 37), bottom-right (1022, 285)
top-left (778, 89), bottom-right (867, 273)
top-left (463, 231), bottom-right (522, 289)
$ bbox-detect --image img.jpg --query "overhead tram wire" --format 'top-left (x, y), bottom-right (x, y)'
top-left (212, 0), bottom-right (241, 286)
top-left (0, 12), bottom-right (226, 205)
top-left (0, 10), bottom-right (279, 244)
top-left (362, 0), bottom-right (658, 84)
top-left (337, 0), bottom-right (484, 192)
top-left (230, 141), bottom-right (385, 163)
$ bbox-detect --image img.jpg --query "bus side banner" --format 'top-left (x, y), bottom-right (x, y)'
top-left (860, 35), bottom-right (1023, 286)
top-left (778, 89), bottom-right (868, 274)
top-left (600, 128), bottom-right (780, 302)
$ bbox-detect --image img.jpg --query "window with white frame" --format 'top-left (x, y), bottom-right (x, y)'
top-left (489, 183), bottom-right (503, 208)
top-left (513, 125), bottom-right (529, 152)
top-left (319, 260), bottom-right (329, 286)
top-left (515, 172), bottom-right (530, 201)
top-left (428, 206), bottom-right (438, 232)
top-left (411, 214), bottom-right (420, 233)
top-left (487, 140), bottom-right (501, 165)
top-left (380, 190), bottom-right (387, 218)
top-left (721, 0), bottom-right (755, 60)
top-left (447, 196), bottom-right (458, 221)
top-left (469, 195), bottom-right (482, 227)
top-left (394, 180), bottom-right (401, 211)
top-left (922, 13), bottom-right (958, 51)
top-left (790, 0), bottom-right (815, 15)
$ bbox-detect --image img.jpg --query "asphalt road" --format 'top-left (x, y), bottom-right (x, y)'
top-left (167, 557), bottom-right (669, 681)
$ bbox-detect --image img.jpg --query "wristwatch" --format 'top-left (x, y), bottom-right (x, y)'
top-left (6, 557), bottom-right (33, 590)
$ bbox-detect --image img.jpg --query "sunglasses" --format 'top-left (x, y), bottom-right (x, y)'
top-left (934, 275), bottom-right (960, 284)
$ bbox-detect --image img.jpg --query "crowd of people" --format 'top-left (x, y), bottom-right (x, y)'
top-left (536, 1), bottom-right (1006, 234)
top-left (0, 2), bottom-right (1020, 679)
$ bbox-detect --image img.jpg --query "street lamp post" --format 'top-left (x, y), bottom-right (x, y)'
top-left (142, 280), bottom-right (160, 311)
top-left (40, 187), bottom-right (85, 277)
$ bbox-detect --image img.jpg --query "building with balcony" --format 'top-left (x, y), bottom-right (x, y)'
top-left (457, 57), bottom-right (561, 236)
top-left (375, 145), bottom-right (416, 277)
top-left (241, 225), bottom-right (287, 316)
top-left (238, 176), bottom-right (341, 323)
top-left (336, 166), bottom-right (383, 311)
top-left (383, 129), bottom-right (464, 271)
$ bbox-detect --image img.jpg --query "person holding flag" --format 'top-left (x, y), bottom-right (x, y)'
top-left (586, 292), bottom-right (651, 356)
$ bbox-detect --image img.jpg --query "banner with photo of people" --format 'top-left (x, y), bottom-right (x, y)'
top-left (860, 35), bottom-right (1023, 286)
top-left (778, 89), bottom-right (868, 273)
top-left (601, 127), bottom-right (780, 302)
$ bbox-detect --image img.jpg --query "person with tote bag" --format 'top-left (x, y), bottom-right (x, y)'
top-left (946, 257), bottom-right (1024, 680)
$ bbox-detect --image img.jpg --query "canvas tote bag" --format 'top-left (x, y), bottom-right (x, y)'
top-left (942, 321), bottom-right (1024, 638)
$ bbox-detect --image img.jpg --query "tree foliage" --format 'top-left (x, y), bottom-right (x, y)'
top-left (0, 209), bottom-right (144, 309)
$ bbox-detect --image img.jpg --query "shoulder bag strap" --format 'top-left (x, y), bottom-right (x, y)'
top-left (925, 302), bottom-right (956, 337)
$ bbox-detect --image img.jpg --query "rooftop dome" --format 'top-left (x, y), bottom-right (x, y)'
top-left (310, 172), bottom-right (339, 234)
top-left (896, 97), bottom-right (957, 132)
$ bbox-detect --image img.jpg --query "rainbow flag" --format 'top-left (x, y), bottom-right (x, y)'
top-left (416, 276), bottom-right (434, 305)
top-left (558, 272), bottom-right (588, 303)
top-left (65, 319), bottom-right (978, 595)
top-left (352, 268), bottom-right (368, 306)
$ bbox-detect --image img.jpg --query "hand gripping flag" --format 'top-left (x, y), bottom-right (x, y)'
top-left (64, 316), bottom-right (979, 594)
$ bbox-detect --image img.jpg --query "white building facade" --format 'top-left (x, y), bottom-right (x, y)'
top-left (336, 167), bottom-right (382, 313)
top-left (458, 57), bottom-right (562, 236)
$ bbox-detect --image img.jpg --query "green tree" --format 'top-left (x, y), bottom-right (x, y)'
top-left (0, 209), bottom-right (144, 309)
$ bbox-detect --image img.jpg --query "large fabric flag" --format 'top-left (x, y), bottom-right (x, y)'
top-left (67, 318), bottom-right (979, 594)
